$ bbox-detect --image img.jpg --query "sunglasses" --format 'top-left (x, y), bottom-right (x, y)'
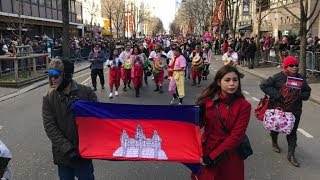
top-left (288, 64), bottom-right (299, 68)
top-left (49, 74), bottom-right (61, 79)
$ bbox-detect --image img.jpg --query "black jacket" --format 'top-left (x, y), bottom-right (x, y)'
top-left (42, 81), bottom-right (97, 166)
top-left (259, 72), bottom-right (311, 116)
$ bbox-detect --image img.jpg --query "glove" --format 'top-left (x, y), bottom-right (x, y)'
top-left (202, 155), bottom-right (215, 167)
top-left (66, 148), bottom-right (80, 162)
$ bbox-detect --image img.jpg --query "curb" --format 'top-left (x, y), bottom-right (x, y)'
top-left (0, 65), bottom-right (90, 103)
top-left (236, 66), bottom-right (320, 105)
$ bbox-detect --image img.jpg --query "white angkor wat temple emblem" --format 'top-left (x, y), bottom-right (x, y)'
top-left (113, 124), bottom-right (168, 160)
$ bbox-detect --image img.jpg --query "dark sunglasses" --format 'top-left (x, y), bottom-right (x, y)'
top-left (288, 64), bottom-right (299, 68)
top-left (49, 74), bottom-right (61, 79)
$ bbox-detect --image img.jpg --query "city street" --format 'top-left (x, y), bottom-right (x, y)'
top-left (1, 59), bottom-right (320, 180)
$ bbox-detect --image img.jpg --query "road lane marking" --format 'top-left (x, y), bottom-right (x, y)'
top-left (81, 77), bottom-right (91, 85)
top-left (251, 97), bottom-right (259, 102)
top-left (243, 91), bottom-right (250, 95)
top-left (298, 128), bottom-right (314, 138)
top-left (74, 72), bottom-right (91, 79)
top-left (0, 125), bottom-right (3, 130)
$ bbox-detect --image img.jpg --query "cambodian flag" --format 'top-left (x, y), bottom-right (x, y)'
top-left (286, 76), bottom-right (303, 89)
top-left (71, 100), bottom-right (202, 170)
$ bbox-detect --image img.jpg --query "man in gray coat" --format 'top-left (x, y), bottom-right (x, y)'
top-left (42, 59), bottom-right (97, 179)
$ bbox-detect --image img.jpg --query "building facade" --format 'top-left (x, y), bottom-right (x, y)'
top-left (237, 0), bottom-right (320, 38)
top-left (0, 0), bottom-right (83, 40)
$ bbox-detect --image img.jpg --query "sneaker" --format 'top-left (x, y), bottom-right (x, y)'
top-left (170, 98), bottom-right (178, 105)
top-left (92, 87), bottom-right (97, 91)
top-left (101, 85), bottom-right (105, 89)
top-left (123, 87), bottom-right (127, 91)
top-left (115, 91), bottom-right (119, 96)
top-left (109, 93), bottom-right (113, 98)
top-left (197, 83), bottom-right (201, 87)
top-left (178, 102), bottom-right (182, 105)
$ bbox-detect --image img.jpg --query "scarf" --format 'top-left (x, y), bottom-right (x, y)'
top-left (94, 48), bottom-right (99, 58)
top-left (280, 69), bottom-right (300, 110)
top-left (168, 55), bottom-right (178, 77)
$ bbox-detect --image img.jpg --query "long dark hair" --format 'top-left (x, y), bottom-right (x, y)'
top-left (195, 65), bottom-right (244, 105)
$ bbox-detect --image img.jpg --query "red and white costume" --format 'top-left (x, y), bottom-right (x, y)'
top-left (130, 54), bottom-right (144, 88)
top-left (119, 49), bottom-right (132, 84)
top-left (106, 56), bottom-right (121, 90)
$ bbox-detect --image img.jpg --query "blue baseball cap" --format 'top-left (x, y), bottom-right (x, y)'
top-left (47, 69), bottom-right (61, 76)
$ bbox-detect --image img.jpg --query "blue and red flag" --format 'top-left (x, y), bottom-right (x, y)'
top-left (71, 100), bottom-right (202, 166)
top-left (286, 76), bottom-right (303, 89)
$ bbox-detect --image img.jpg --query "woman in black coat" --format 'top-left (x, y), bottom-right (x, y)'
top-left (259, 56), bottom-right (311, 167)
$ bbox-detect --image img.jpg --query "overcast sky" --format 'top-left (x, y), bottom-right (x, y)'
top-left (141, 0), bottom-right (178, 31)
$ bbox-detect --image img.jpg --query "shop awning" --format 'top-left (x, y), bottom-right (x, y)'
top-left (237, 24), bottom-right (252, 32)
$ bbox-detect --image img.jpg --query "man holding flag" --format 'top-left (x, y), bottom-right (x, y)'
top-left (42, 59), bottom-right (97, 180)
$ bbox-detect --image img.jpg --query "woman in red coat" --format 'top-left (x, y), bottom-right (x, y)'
top-left (195, 65), bottom-right (251, 180)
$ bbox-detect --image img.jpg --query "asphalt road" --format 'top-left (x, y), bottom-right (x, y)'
top-left (0, 60), bottom-right (320, 180)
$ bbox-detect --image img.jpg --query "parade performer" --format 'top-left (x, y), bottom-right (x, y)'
top-left (152, 52), bottom-right (166, 93)
top-left (203, 43), bottom-right (213, 80)
top-left (106, 49), bottom-right (122, 98)
top-left (189, 45), bottom-right (204, 87)
top-left (130, 46), bottom-right (144, 97)
top-left (144, 37), bottom-right (155, 56)
top-left (119, 43), bottom-right (132, 91)
top-left (168, 46), bottom-right (186, 105)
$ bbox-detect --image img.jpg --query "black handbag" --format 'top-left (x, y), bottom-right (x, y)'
top-left (215, 103), bottom-right (253, 160)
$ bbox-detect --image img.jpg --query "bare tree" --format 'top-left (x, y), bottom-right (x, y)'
top-left (111, 0), bottom-right (125, 38)
top-left (62, 0), bottom-right (70, 59)
top-left (280, 0), bottom-right (320, 77)
top-left (102, 0), bottom-right (115, 35)
top-left (7, 0), bottom-right (32, 45)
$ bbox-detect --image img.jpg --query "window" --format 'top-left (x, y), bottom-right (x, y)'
top-left (52, 0), bottom-right (57, 9)
top-left (46, 0), bottom-right (52, 8)
top-left (57, 0), bottom-right (62, 10)
top-left (31, 0), bottom-right (38, 4)
top-left (39, 0), bottom-right (45, 6)
top-left (71, 1), bottom-right (75, 13)
top-left (270, 0), bottom-right (298, 8)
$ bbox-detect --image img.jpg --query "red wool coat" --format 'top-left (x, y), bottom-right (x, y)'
top-left (198, 94), bottom-right (251, 180)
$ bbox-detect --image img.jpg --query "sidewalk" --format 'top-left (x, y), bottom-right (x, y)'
top-left (225, 57), bottom-right (320, 105)
top-left (0, 61), bottom-right (90, 102)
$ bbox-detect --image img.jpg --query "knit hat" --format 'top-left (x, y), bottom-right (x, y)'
top-left (47, 59), bottom-right (64, 75)
top-left (283, 56), bottom-right (299, 68)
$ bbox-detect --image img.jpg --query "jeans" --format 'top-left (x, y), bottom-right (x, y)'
top-left (91, 69), bottom-right (105, 88)
top-left (185, 62), bottom-right (192, 78)
top-left (58, 161), bottom-right (94, 180)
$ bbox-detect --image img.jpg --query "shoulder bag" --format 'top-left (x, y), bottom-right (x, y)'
top-left (215, 103), bottom-right (253, 160)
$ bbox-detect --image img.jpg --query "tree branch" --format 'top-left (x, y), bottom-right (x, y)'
top-left (306, 0), bottom-right (319, 21)
top-left (282, 4), bottom-right (300, 20)
top-left (307, 9), bottom-right (320, 32)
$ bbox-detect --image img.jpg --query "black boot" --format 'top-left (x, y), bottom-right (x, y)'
top-left (197, 77), bottom-right (202, 87)
top-left (153, 85), bottom-right (159, 91)
top-left (288, 146), bottom-right (300, 167)
top-left (159, 86), bottom-right (164, 93)
top-left (135, 87), bottom-right (140, 97)
top-left (123, 84), bottom-right (127, 91)
top-left (128, 80), bottom-right (132, 89)
top-left (271, 133), bottom-right (281, 153)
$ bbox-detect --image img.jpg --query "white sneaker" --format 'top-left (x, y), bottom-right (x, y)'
top-left (115, 91), bottom-right (119, 96)
top-left (178, 102), bottom-right (182, 105)
top-left (109, 93), bottom-right (113, 98)
top-left (170, 98), bottom-right (177, 105)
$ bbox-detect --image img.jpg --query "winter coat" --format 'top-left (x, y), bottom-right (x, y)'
top-left (198, 94), bottom-right (251, 180)
top-left (259, 72), bottom-right (311, 116)
top-left (42, 81), bottom-right (97, 167)
top-left (88, 50), bottom-right (107, 69)
top-left (245, 42), bottom-right (257, 59)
